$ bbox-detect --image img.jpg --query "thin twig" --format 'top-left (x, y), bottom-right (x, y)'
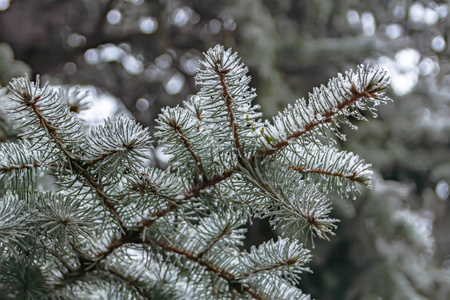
top-left (261, 87), bottom-right (378, 156)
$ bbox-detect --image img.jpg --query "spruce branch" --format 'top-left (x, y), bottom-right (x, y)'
top-left (238, 162), bottom-right (338, 242)
top-left (281, 142), bottom-right (373, 197)
top-left (0, 192), bottom-right (31, 258)
top-left (156, 106), bottom-right (209, 179)
top-left (196, 222), bottom-right (232, 259)
top-left (262, 65), bottom-right (390, 156)
top-left (238, 238), bottom-right (311, 284)
top-left (83, 116), bottom-right (152, 172)
top-left (7, 76), bottom-right (85, 159)
top-left (0, 45), bottom-right (393, 299)
top-left (139, 165), bottom-right (237, 228)
top-left (103, 265), bottom-right (150, 299)
top-left (0, 140), bottom-right (45, 191)
top-left (6, 77), bottom-right (128, 231)
top-left (154, 239), bottom-right (235, 281)
top-left (143, 49), bottom-right (390, 232)
top-left (215, 58), bottom-right (244, 156)
top-left (152, 238), bottom-right (272, 299)
top-left (0, 257), bottom-right (54, 299)
top-left (34, 192), bottom-right (97, 249)
top-left (195, 46), bottom-right (264, 156)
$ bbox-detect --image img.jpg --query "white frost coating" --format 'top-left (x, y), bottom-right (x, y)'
top-left (280, 141), bottom-right (373, 197)
top-left (0, 52), bottom-right (394, 299)
top-left (193, 45), bottom-right (265, 154)
top-left (7, 76), bottom-right (86, 152)
top-left (239, 238), bottom-right (311, 285)
top-left (83, 116), bottom-right (152, 171)
top-left (265, 64), bottom-right (391, 145)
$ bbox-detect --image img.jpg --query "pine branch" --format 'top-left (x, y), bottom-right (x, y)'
top-left (156, 106), bottom-right (209, 179)
top-left (195, 46), bottom-right (264, 156)
top-left (34, 192), bottom-right (96, 249)
top-left (0, 140), bottom-right (44, 191)
top-left (238, 162), bottom-right (338, 242)
top-left (0, 45), bottom-right (393, 299)
top-left (262, 65), bottom-right (390, 156)
top-left (153, 238), bottom-right (271, 299)
top-left (215, 62), bottom-right (244, 155)
top-left (281, 142), bottom-right (372, 197)
top-left (0, 192), bottom-right (31, 258)
top-left (139, 165), bottom-right (237, 228)
top-left (7, 76), bottom-right (84, 159)
top-left (104, 265), bottom-right (150, 299)
top-left (83, 116), bottom-right (152, 173)
top-left (238, 239), bottom-right (311, 284)
top-left (196, 222), bottom-right (231, 259)
top-left (6, 77), bottom-right (128, 230)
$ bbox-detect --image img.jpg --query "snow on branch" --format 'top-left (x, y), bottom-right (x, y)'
top-left (0, 140), bottom-right (45, 191)
top-left (83, 116), bottom-right (152, 173)
top-left (0, 45), bottom-right (393, 299)
top-left (262, 65), bottom-right (391, 155)
top-left (7, 76), bottom-right (85, 159)
top-left (281, 141), bottom-right (373, 197)
top-left (195, 45), bottom-right (264, 156)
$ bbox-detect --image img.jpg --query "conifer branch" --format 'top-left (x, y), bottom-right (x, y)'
top-left (7, 81), bottom-right (127, 230)
top-left (197, 223), bottom-right (231, 259)
top-left (0, 46), bottom-right (392, 299)
top-left (105, 266), bottom-right (149, 299)
top-left (240, 258), bottom-right (299, 278)
top-left (154, 239), bottom-right (266, 299)
top-left (154, 239), bottom-right (235, 281)
top-left (95, 229), bottom-right (141, 259)
top-left (82, 117), bottom-right (152, 172)
top-left (245, 288), bottom-right (267, 300)
top-left (166, 116), bottom-right (208, 179)
top-left (0, 162), bottom-right (41, 172)
top-left (288, 165), bottom-right (365, 183)
top-left (69, 160), bottom-right (126, 230)
top-left (84, 149), bottom-right (120, 167)
top-left (261, 86), bottom-right (379, 156)
top-left (139, 165), bottom-right (237, 228)
top-left (215, 65), bottom-right (243, 155)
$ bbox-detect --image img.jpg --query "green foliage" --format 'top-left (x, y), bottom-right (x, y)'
top-left (0, 45), bottom-right (391, 299)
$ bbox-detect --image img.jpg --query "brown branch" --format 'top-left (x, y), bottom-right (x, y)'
top-left (105, 265), bottom-right (150, 299)
top-left (153, 239), bottom-right (265, 299)
top-left (288, 166), bottom-right (366, 183)
top-left (239, 258), bottom-right (299, 278)
top-left (94, 229), bottom-right (141, 259)
top-left (55, 228), bottom-right (141, 289)
top-left (70, 160), bottom-right (125, 229)
top-left (154, 239), bottom-right (235, 281)
top-left (0, 162), bottom-right (41, 172)
top-left (139, 165), bottom-right (237, 228)
top-left (245, 288), bottom-right (267, 300)
top-left (167, 117), bottom-right (208, 179)
top-left (25, 95), bottom-right (126, 229)
top-left (84, 149), bottom-right (119, 167)
top-left (197, 223), bottom-right (231, 259)
top-left (215, 66), bottom-right (243, 155)
top-left (137, 84), bottom-right (376, 239)
top-left (261, 86), bottom-right (377, 156)
top-left (196, 111), bottom-right (202, 132)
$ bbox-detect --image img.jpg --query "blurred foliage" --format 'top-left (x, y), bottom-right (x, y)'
top-left (0, 43), bottom-right (31, 86)
top-left (0, 0), bottom-right (449, 298)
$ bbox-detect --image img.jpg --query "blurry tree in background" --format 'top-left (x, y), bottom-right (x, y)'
top-left (0, 0), bottom-right (449, 299)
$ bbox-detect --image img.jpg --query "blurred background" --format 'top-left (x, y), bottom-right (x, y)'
top-left (0, 0), bottom-right (449, 299)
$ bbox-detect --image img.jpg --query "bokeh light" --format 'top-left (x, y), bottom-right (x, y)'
top-left (107, 9), bottom-right (122, 25)
top-left (139, 17), bottom-right (158, 34)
